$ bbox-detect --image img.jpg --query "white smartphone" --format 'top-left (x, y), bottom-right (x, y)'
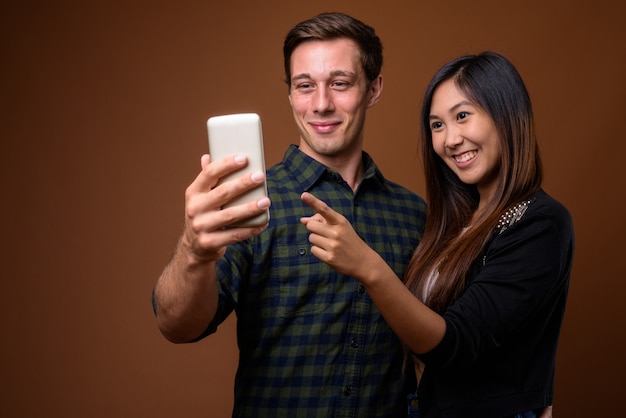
top-left (207, 113), bottom-right (269, 227)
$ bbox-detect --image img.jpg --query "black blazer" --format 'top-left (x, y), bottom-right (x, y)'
top-left (417, 189), bottom-right (575, 417)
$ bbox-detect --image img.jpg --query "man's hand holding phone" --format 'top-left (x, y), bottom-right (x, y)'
top-left (181, 153), bottom-right (271, 263)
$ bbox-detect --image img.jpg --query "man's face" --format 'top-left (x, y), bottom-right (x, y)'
top-left (288, 38), bottom-right (382, 165)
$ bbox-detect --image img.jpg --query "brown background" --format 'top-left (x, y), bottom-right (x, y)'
top-left (1, 1), bottom-right (624, 416)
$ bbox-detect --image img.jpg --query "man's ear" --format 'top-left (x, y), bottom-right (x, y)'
top-left (367, 74), bottom-right (383, 108)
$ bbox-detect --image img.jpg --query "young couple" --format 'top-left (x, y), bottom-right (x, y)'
top-left (153, 12), bottom-right (573, 418)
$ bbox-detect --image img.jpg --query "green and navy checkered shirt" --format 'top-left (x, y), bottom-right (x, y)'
top-left (204, 145), bottom-right (427, 417)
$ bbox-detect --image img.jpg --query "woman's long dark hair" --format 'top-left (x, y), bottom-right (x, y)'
top-left (404, 51), bottom-right (543, 313)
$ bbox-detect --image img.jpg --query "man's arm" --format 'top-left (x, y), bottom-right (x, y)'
top-left (153, 154), bottom-right (270, 343)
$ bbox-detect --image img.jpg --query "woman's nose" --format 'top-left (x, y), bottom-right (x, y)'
top-left (445, 129), bottom-right (464, 148)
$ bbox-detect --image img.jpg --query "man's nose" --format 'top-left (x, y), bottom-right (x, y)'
top-left (312, 87), bottom-right (333, 113)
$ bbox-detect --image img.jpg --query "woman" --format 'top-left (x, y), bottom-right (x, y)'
top-left (300, 51), bottom-right (574, 417)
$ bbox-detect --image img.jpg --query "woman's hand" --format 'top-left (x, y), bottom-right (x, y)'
top-left (539, 405), bottom-right (553, 418)
top-left (300, 192), bottom-right (381, 281)
top-left (301, 192), bottom-right (446, 354)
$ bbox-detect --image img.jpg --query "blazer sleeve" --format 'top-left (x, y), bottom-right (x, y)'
top-left (418, 196), bottom-right (574, 370)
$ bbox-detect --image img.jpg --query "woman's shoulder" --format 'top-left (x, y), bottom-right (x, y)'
top-left (497, 189), bottom-right (573, 236)
top-left (529, 189), bottom-right (572, 222)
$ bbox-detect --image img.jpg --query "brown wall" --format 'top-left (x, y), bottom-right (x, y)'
top-left (1, 1), bottom-right (623, 416)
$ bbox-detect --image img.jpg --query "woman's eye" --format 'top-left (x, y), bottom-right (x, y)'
top-left (457, 111), bottom-right (469, 120)
top-left (431, 121), bottom-right (443, 130)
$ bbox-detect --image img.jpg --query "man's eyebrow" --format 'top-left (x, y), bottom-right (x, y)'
top-left (291, 73), bottom-right (311, 82)
top-left (291, 70), bottom-right (357, 82)
top-left (329, 70), bottom-right (356, 78)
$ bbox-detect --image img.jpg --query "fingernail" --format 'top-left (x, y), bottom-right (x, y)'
top-left (251, 171), bottom-right (264, 182)
top-left (234, 155), bottom-right (246, 163)
top-left (257, 197), bottom-right (270, 208)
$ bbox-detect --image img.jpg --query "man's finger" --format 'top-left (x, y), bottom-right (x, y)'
top-left (190, 154), bottom-right (249, 194)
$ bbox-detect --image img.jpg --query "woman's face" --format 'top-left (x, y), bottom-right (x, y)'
top-left (429, 79), bottom-right (501, 203)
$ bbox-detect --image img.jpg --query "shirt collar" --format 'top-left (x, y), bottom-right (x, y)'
top-left (281, 144), bottom-right (389, 192)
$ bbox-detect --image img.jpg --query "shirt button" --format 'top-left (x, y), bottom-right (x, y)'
top-left (350, 338), bottom-right (359, 348)
top-left (298, 248), bottom-right (307, 256)
top-left (343, 386), bottom-right (352, 396)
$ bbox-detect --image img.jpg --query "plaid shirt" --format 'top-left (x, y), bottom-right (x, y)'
top-left (205, 145), bottom-right (427, 417)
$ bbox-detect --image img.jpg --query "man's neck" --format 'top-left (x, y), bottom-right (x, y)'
top-left (334, 158), bottom-right (364, 192)
top-left (298, 142), bottom-right (365, 192)
top-left (311, 151), bottom-right (365, 192)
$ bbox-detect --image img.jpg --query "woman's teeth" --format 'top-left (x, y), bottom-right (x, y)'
top-left (455, 151), bottom-right (477, 163)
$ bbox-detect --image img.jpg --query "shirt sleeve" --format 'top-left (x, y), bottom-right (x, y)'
top-left (193, 239), bottom-right (250, 339)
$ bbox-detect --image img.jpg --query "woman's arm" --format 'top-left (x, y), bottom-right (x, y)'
top-left (300, 192), bottom-right (445, 354)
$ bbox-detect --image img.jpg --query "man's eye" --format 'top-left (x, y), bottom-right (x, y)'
top-left (331, 81), bottom-right (349, 89)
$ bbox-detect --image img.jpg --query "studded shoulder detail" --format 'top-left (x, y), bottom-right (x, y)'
top-left (496, 200), bottom-right (532, 234)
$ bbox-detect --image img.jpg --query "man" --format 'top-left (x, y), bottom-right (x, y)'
top-left (153, 12), bottom-right (427, 417)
